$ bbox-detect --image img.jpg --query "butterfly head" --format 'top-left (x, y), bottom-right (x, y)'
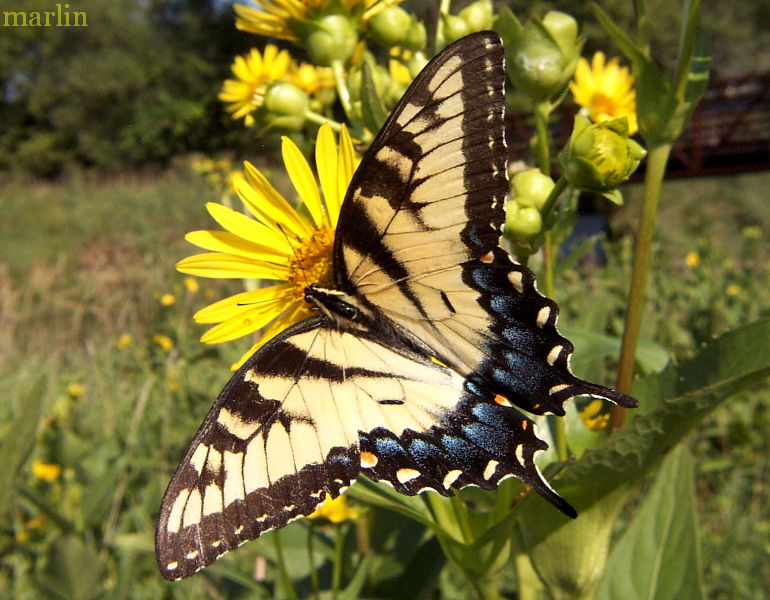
top-left (304, 283), bottom-right (363, 324)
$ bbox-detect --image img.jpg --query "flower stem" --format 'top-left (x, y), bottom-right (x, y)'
top-left (331, 59), bottom-right (353, 122)
top-left (307, 525), bottom-right (320, 600)
top-left (610, 142), bottom-right (671, 430)
top-left (533, 102), bottom-right (553, 175)
top-left (273, 529), bottom-right (299, 600)
top-left (673, 0), bottom-right (702, 101)
top-left (332, 525), bottom-right (344, 599)
top-left (305, 110), bottom-right (343, 131)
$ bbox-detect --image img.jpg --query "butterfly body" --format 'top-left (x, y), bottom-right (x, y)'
top-left (156, 31), bottom-right (637, 581)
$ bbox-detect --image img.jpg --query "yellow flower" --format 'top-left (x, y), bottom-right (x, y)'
top-left (389, 47), bottom-right (413, 86)
top-left (309, 493), bottom-right (360, 523)
top-left (178, 123), bottom-right (355, 370)
top-left (292, 63), bottom-right (335, 96)
top-left (234, 0), bottom-right (398, 42)
top-left (66, 383), bottom-right (85, 398)
top-left (579, 399), bottom-right (610, 432)
top-left (183, 277), bottom-right (200, 294)
top-left (32, 460), bottom-right (62, 482)
top-left (685, 251), bottom-right (701, 268)
top-left (160, 293), bottom-right (176, 306)
top-left (726, 284), bottom-right (740, 297)
top-left (153, 334), bottom-right (175, 352)
top-left (219, 46), bottom-right (292, 124)
top-left (570, 52), bottom-right (638, 135)
top-left (118, 333), bottom-right (133, 349)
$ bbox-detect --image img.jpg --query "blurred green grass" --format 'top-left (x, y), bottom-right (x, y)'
top-left (0, 167), bottom-right (768, 598)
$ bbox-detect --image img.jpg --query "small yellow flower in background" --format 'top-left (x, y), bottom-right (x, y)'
top-left (219, 46), bottom-right (292, 125)
top-left (177, 123), bottom-right (355, 370)
top-left (118, 333), bottom-right (133, 349)
top-left (685, 251), bottom-right (701, 268)
top-left (32, 460), bottom-right (62, 482)
top-left (153, 334), bottom-right (175, 352)
top-left (389, 47), bottom-right (413, 86)
top-left (579, 399), bottom-right (610, 432)
top-left (27, 515), bottom-right (47, 530)
top-left (292, 62), bottom-right (335, 96)
top-left (309, 493), bottom-right (360, 523)
top-left (66, 383), bottom-right (85, 398)
top-left (234, 0), bottom-right (398, 42)
top-left (160, 293), bottom-right (176, 307)
top-left (571, 52), bottom-right (638, 136)
top-left (726, 284), bottom-right (741, 297)
top-left (184, 277), bottom-right (200, 294)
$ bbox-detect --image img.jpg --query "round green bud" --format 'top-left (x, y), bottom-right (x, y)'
top-left (459, 0), bottom-right (494, 32)
top-left (560, 115), bottom-right (646, 193)
top-left (443, 14), bottom-right (470, 44)
top-left (262, 82), bottom-right (308, 132)
top-left (369, 6), bottom-right (411, 47)
top-left (506, 198), bottom-right (543, 241)
top-left (403, 19), bottom-right (427, 51)
top-left (511, 169), bottom-right (555, 211)
top-left (542, 11), bottom-right (578, 54)
top-left (305, 14), bottom-right (358, 66)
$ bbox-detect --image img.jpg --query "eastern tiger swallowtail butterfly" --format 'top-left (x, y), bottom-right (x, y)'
top-left (156, 31), bottom-right (637, 580)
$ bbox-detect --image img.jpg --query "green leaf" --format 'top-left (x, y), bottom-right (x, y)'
top-left (0, 375), bottom-right (46, 518)
top-left (598, 446), bottom-right (705, 600)
top-left (37, 535), bottom-right (103, 600)
top-left (347, 476), bottom-right (433, 527)
top-left (562, 328), bottom-right (669, 375)
top-left (360, 59), bottom-right (389, 135)
top-left (590, 3), bottom-right (647, 64)
top-left (514, 318), bottom-right (770, 532)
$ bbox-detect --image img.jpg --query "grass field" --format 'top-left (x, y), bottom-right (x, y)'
top-left (1, 165), bottom-right (768, 598)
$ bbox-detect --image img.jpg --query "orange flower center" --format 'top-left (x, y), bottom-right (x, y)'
top-left (590, 92), bottom-right (618, 118)
top-left (287, 225), bottom-right (335, 300)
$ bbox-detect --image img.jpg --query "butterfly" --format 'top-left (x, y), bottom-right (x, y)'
top-left (156, 31), bottom-right (637, 580)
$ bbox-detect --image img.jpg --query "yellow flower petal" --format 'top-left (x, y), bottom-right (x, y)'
top-left (239, 163), bottom-right (313, 238)
top-left (201, 302), bottom-right (290, 343)
top-left (205, 202), bottom-right (292, 253)
top-left (177, 253), bottom-right (291, 279)
top-left (185, 230), bottom-right (290, 265)
top-left (229, 301), bottom-right (312, 370)
top-left (282, 136), bottom-right (326, 228)
top-left (316, 123), bottom-right (339, 225)
top-left (335, 125), bottom-right (355, 227)
top-left (194, 283), bottom-right (295, 324)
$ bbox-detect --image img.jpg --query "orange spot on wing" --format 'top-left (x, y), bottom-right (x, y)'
top-left (494, 394), bottom-right (511, 407)
top-left (480, 251), bottom-right (494, 263)
top-left (360, 451), bottom-right (378, 468)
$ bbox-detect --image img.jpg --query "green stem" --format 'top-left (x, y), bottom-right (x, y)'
top-left (538, 176), bottom-right (568, 222)
top-left (435, 0), bottom-right (452, 50)
top-left (423, 493), bottom-right (465, 542)
top-left (305, 110), bottom-right (343, 131)
top-left (331, 59), bottom-right (353, 122)
top-left (610, 142), bottom-right (672, 430)
top-left (332, 525), bottom-right (344, 599)
top-left (470, 576), bottom-right (502, 600)
top-left (307, 525), bottom-right (320, 600)
top-left (273, 530), bottom-right (299, 600)
top-left (673, 0), bottom-right (702, 101)
top-left (533, 101), bottom-right (553, 175)
top-left (633, 0), bottom-right (650, 55)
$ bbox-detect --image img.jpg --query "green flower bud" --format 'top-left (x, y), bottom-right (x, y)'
top-left (262, 82), bottom-right (308, 132)
top-left (403, 19), bottom-right (427, 52)
top-left (443, 14), bottom-right (470, 44)
top-left (505, 10), bottom-right (583, 101)
top-left (505, 197), bottom-right (543, 241)
top-left (511, 169), bottom-right (555, 211)
top-left (305, 14), bottom-right (358, 66)
top-left (459, 0), bottom-right (494, 32)
top-left (560, 115), bottom-right (646, 198)
top-left (369, 6), bottom-right (411, 47)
